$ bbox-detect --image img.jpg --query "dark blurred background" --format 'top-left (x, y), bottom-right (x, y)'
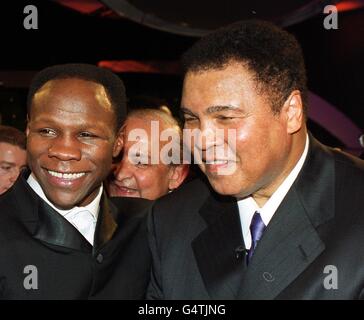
top-left (0, 0), bottom-right (363, 155)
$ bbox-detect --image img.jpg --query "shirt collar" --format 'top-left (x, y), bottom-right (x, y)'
top-left (238, 134), bottom-right (309, 244)
top-left (259, 134), bottom-right (309, 225)
top-left (27, 173), bottom-right (102, 221)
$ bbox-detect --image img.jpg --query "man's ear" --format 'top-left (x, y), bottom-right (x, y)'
top-left (112, 129), bottom-right (124, 158)
top-left (282, 90), bottom-right (304, 134)
top-left (168, 165), bottom-right (189, 191)
top-left (26, 114), bottom-right (30, 137)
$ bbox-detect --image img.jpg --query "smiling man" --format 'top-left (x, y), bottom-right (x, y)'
top-left (147, 21), bottom-right (364, 300)
top-left (107, 108), bottom-right (188, 200)
top-left (0, 64), bottom-right (152, 299)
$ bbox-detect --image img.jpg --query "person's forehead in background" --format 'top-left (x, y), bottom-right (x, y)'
top-left (123, 111), bottom-right (181, 161)
top-left (0, 142), bottom-right (27, 194)
top-left (0, 142), bottom-right (27, 165)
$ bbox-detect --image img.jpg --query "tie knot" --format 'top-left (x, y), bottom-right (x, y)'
top-left (250, 211), bottom-right (266, 244)
top-left (67, 209), bottom-right (94, 223)
top-left (71, 210), bottom-right (95, 229)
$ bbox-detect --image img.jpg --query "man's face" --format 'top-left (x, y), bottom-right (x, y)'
top-left (181, 62), bottom-right (298, 202)
top-left (27, 78), bottom-right (121, 210)
top-left (0, 142), bottom-right (27, 195)
top-left (107, 116), bottom-right (176, 200)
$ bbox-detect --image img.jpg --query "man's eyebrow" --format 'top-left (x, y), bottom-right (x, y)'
top-left (0, 161), bottom-right (15, 167)
top-left (181, 105), bottom-right (244, 115)
top-left (180, 107), bottom-right (195, 116)
top-left (206, 105), bottom-right (243, 114)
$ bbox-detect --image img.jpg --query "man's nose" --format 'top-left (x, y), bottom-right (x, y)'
top-left (196, 122), bottom-right (224, 151)
top-left (8, 169), bottom-right (20, 183)
top-left (114, 157), bottom-right (133, 181)
top-left (48, 136), bottom-right (82, 161)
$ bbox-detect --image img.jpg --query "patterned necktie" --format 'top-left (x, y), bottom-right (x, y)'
top-left (246, 211), bottom-right (266, 265)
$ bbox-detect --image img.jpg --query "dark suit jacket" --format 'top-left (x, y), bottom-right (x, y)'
top-left (147, 136), bottom-right (364, 299)
top-left (0, 173), bottom-right (153, 299)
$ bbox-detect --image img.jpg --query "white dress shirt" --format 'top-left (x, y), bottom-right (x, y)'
top-left (27, 173), bottom-right (102, 246)
top-left (237, 135), bottom-right (309, 249)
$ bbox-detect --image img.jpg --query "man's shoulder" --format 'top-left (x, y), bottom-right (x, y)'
top-left (154, 177), bottom-right (212, 213)
top-left (146, 178), bottom-right (215, 252)
top-left (331, 149), bottom-right (364, 213)
top-left (0, 188), bottom-right (29, 246)
top-left (331, 147), bottom-right (364, 173)
top-left (109, 196), bottom-right (154, 219)
top-left (0, 172), bottom-right (36, 220)
top-left (311, 136), bottom-right (364, 180)
top-left (328, 147), bottom-right (364, 197)
top-left (0, 187), bottom-right (18, 221)
top-left (146, 177), bottom-right (216, 236)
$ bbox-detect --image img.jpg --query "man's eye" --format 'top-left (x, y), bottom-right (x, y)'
top-left (217, 115), bottom-right (234, 120)
top-left (184, 116), bottom-right (198, 122)
top-left (135, 161), bottom-right (148, 168)
top-left (130, 155), bottom-right (149, 167)
top-left (79, 132), bottom-right (96, 138)
top-left (39, 128), bottom-right (56, 136)
top-left (0, 165), bottom-right (11, 171)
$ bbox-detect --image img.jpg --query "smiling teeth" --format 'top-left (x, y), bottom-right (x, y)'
top-left (206, 160), bottom-right (228, 165)
top-left (47, 170), bottom-right (85, 179)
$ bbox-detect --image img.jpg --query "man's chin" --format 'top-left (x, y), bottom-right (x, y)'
top-left (50, 199), bottom-right (80, 211)
top-left (207, 178), bottom-right (241, 197)
top-left (44, 191), bottom-right (87, 210)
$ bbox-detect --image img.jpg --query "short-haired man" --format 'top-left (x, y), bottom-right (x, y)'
top-left (0, 125), bottom-right (27, 195)
top-left (147, 21), bottom-right (364, 299)
top-left (0, 64), bottom-right (151, 299)
top-left (107, 108), bottom-right (188, 200)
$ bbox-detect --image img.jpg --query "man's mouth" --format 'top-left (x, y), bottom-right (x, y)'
top-left (118, 186), bottom-right (137, 192)
top-left (109, 181), bottom-right (139, 194)
top-left (204, 160), bottom-right (229, 165)
top-left (116, 185), bottom-right (138, 192)
top-left (202, 159), bottom-right (237, 175)
top-left (47, 170), bottom-right (86, 180)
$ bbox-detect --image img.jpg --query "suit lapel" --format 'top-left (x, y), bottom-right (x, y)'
top-left (13, 176), bottom-right (148, 255)
top-left (236, 188), bottom-right (325, 299)
top-left (93, 192), bottom-right (118, 252)
top-left (192, 192), bottom-right (245, 299)
top-left (237, 136), bottom-right (335, 299)
top-left (12, 173), bottom-right (92, 252)
top-left (34, 201), bottom-right (92, 252)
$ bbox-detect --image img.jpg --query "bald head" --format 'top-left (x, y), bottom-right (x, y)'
top-left (107, 108), bottom-right (188, 200)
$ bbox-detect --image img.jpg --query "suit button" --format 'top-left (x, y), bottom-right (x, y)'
top-left (96, 253), bottom-right (103, 264)
top-left (263, 272), bottom-right (275, 282)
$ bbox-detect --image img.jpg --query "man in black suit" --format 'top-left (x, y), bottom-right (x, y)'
top-left (147, 20), bottom-right (364, 299)
top-left (0, 64), bottom-right (152, 299)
